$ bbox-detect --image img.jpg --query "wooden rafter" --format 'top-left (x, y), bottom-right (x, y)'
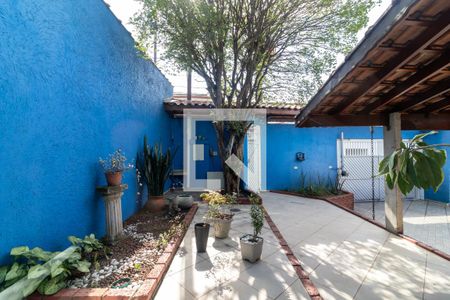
top-left (361, 51), bottom-right (450, 113)
top-left (421, 98), bottom-right (450, 113)
top-left (298, 113), bottom-right (450, 130)
top-left (391, 78), bottom-right (450, 112)
top-left (296, 0), bottom-right (450, 130)
top-left (329, 10), bottom-right (450, 114)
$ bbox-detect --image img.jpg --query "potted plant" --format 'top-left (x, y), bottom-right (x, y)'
top-left (204, 204), bottom-right (233, 239)
top-left (136, 136), bottom-right (176, 212)
top-left (202, 191), bottom-right (236, 239)
top-left (99, 149), bottom-right (133, 186)
top-left (240, 195), bottom-right (264, 263)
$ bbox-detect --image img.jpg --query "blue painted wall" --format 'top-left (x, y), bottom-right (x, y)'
top-left (0, 1), bottom-right (173, 263)
top-left (171, 119), bottom-right (449, 203)
top-left (424, 131), bottom-right (450, 203)
top-left (266, 125), bottom-right (419, 191)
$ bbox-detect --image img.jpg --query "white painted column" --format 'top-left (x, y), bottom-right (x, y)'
top-left (97, 184), bottom-right (128, 243)
top-left (383, 112), bottom-right (403, 233)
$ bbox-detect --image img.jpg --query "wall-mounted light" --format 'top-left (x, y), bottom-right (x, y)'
top-left (296, 152), bottom-right (305, 161)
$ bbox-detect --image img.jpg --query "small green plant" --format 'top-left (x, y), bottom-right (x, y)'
top-left (134, 263), bottom-right (142, 271)
top-left (379, 131), bottom-right (449, 195)
top-left (204, 203), bottom-right (233, 220)
top-left (156, 216), bottom-right (185, 250)
top-left (248, 193), bottom-right (260, 205)
top-left (200, 191), bottom-right (236, 205)
top-left (250, 200), bottom-right (264, 239)
top-left (68, 234), bottom-right (109, 271)
top-left (296, 172), bottom-right (343, 197)
top-left (202, 191), bottom-right (236, 222)
top-left (99, 149), bottom-right (134, 173)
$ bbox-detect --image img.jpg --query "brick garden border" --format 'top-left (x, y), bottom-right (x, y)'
top-left (262, 206), bottom-right (323, 300)
top-left (319, 191), bottom-right (354, 210)
top-left (28, 204), bottom-right (199, 300)
top-left (271, 190), bottom-right (450, 262)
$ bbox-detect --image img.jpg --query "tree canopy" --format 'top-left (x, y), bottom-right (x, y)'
top-left (133, 0), bottom-right (377, 105)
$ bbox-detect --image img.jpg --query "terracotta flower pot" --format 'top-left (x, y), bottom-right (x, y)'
top-left (145, 195), bottom-right (166, 212)
top-left (105, 171), bottom-right (123, 186)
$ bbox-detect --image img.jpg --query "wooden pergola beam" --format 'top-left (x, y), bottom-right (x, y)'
top-left (361, 52), bottom-right (450, 113)
top-left (329, 11), bottom-right (450, 114)
top-left (392, 78), bottom-right (450, 112)
top-left (422, 98), bottom-right (450, 113)
top-left (297, 113), bottom-right (450, 130)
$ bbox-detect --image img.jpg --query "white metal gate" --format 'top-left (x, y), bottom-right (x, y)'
top-left (337, 138), bottom-right (424, 202)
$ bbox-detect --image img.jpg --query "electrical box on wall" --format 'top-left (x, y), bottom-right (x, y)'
top-left (296, 152), bottom-right (305, 161)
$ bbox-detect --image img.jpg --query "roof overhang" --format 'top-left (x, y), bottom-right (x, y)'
top-left (296, 0), bottom-right (450, 130)
top-left (164, 95), bottom-right (302, 123)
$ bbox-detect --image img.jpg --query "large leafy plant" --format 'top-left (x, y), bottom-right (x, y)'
top-left (136, 136), bottom-right (176, 196)
top-left (0, 234), bottom-right (104, 298)
top-left (379, 131), bottom-right (448, 195)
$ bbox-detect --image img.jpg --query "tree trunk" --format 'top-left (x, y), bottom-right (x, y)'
top-left (213, 122), bottom-right (247, 194)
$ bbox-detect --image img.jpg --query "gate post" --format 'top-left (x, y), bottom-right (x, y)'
top-left (383, 112), bottom-right (403, 233)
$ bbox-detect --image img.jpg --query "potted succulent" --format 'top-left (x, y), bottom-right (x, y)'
top-left (99, 149), bottom-right (134, 186)
top-left (240, 195), bottom-right (264, 263)
top-left (136, 136), bottom-right (176, 212)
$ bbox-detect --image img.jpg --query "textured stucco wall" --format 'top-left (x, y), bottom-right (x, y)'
top-left (266, 125), bottom-right (420, 191)
top-left (424, 131), bottom-right (450, 203)
top-left (0, 1), bottom-right (173, 263)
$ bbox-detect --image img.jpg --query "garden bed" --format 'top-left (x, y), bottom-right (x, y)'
top-left (272, 190), bottom-right (354, 210)
top-left (28, 204), bottom-right (198, 300)
top-left (318, 191), bottom-right (354, 210)
top-left (69, 209), bottom-right (185, 289)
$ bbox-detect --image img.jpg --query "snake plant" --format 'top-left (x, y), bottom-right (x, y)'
top-left (137, 136), bottom-right (176, 196)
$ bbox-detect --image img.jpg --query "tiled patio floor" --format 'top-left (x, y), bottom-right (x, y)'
top-left (156, 193), bottom-right (450, 299)
top-left (355, 199), bottom-right (450, 255)
top-left (263, 192), bottom-right (450, 300)
top-left (155, 204), bottom-right (310, 300)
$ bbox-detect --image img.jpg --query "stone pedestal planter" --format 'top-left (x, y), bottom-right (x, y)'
top-left (97, 184), bottom-right (128, 244)
top-left (240, 234), bottom-right (263, 263)
top-left (194, 223), bottom-right (210, 252)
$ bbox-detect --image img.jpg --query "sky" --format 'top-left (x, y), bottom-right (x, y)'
top-left (105, 0), bottom-right (392, 96)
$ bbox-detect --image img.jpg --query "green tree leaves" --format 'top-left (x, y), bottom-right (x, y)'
top-left (379, 131), bottom-right (448, 195)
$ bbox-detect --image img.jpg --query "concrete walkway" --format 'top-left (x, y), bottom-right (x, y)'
top-left (263, 192), bottom-right (450, 300)
top-left (155, 204), bottom-right (310, 300)
top-left (355, 199), bottom-right (450, 255)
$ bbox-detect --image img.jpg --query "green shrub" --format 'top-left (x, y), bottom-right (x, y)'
top-left (296, 172), bottom-right (343, 197)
